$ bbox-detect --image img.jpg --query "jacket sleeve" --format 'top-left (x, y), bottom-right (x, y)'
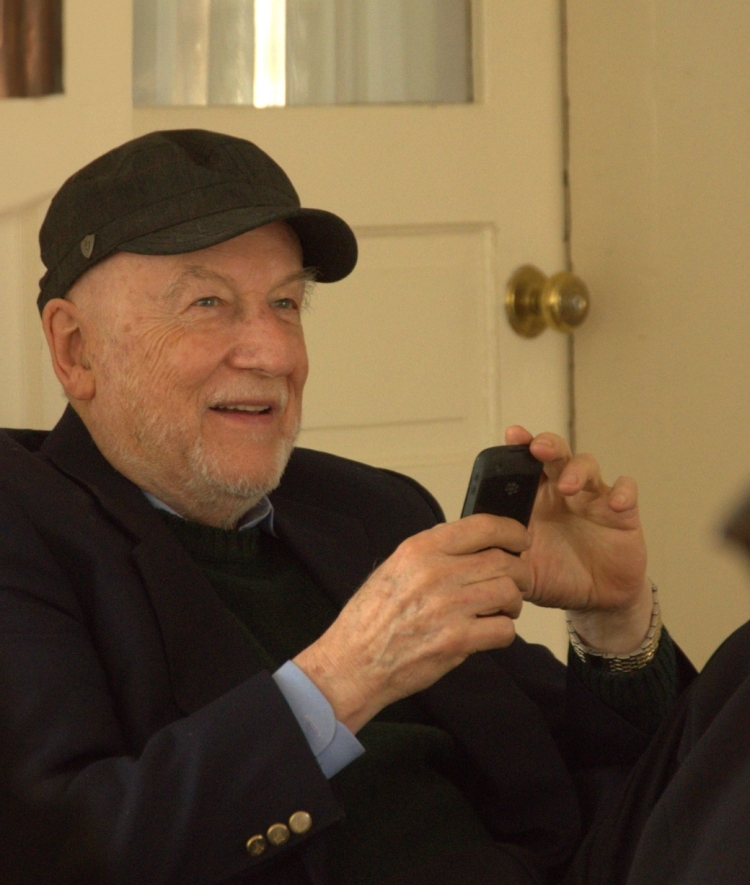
top-left (0, 489), bottom-right (343, 885)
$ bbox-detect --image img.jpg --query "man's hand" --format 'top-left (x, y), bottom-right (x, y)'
top-left (294, 515), bottom-right (530, 734)
top-left (506, 425), bottom-right (653, 655)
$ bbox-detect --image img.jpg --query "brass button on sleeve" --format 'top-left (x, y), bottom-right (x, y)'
top-left (289, 811), bottom-right (313, 835)
top-left (246, 834), bottom-right (267, 856)
top-left (267, 823), bottom-right (290, 846)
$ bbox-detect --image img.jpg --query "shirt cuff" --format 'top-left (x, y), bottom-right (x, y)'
top-left (273, 660), bottom-right (365, 778)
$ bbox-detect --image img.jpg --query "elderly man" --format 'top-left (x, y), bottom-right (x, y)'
top-left (0, 130), bottom-right (674, 885)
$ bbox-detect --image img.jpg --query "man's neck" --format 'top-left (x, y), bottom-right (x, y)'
top-left (143, 489), bottom-right (274, 532)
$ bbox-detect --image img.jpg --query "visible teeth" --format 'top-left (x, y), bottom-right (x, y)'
top-left (215, 405), bottom-right (269, 412)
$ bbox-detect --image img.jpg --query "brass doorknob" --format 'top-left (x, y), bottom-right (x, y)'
top-left (505, 265), bottom-right (590, 338)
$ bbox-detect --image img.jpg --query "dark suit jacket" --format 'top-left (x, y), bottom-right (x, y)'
top-left (0, 407), bottom-right (653, 885)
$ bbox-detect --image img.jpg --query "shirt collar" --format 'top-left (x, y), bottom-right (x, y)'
top-left (142, 490), bottom-right (275, 534)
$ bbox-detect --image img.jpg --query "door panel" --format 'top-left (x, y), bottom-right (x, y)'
top-left (301, 223), bottom-right (493, 522)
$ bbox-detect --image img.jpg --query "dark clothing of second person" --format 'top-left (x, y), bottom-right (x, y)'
top-left (563, 493), bottom-right (750, 885)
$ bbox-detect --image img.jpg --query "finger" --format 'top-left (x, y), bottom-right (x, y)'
top-left (470, 575), bottom-right (524, 619)
top-left (450, 548), bottom-right (531, 596)
top-left (437, 512), bottom-right (532, 556)
top-left (554, 452), bottom-right (607, 496)
top-left (464, 613), bottom-right (517, 652)
top-left (608, 475), bottom-right (639, 512)
top-left (504, 424), bottom-right (533, 445)
top-left (528, 433), bottom-right (573, 484)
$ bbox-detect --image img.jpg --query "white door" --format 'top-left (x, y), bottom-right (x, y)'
top-left (0, 1), bottom-right (570, 656)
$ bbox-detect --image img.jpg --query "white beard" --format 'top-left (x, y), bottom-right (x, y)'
top-left (91, 358), bottom-right (299, 528)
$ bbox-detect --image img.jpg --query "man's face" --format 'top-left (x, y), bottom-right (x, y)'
top-left (72, 221), bottom-right (310, 526)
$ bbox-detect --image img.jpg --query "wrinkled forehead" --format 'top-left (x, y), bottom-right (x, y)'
top-left (64, 250), bottom-right (166, 314)
top-left (64, 221), bottom-right (305, 315)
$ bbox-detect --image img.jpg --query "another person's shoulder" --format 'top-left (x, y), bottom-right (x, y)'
top-left (275, 446), bottom-right (445, 531)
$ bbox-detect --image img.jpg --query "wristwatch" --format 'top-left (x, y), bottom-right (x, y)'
top-left (566, 582), bottom-right (662, 673)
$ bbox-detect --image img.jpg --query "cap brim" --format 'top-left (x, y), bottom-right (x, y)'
top-left (119, 206), bottom-right (357, 283)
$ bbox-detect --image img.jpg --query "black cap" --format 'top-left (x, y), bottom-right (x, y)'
top-left (37, 129), bottom-right (358, 312)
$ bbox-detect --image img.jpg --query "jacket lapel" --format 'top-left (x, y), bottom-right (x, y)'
top-left (271, 494), bottom-right (374, 609)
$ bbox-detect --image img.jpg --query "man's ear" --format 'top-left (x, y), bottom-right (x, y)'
top-left (42, 298), bottom-right (97, 401)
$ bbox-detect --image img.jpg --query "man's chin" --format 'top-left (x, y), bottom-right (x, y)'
top-left (195, 441), bottom-right (295, 502)
top-left (212, 473), bottom-right (283, 502)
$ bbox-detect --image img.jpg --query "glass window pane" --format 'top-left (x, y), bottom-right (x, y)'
top-left (133, 0), bottom-right (472, 107)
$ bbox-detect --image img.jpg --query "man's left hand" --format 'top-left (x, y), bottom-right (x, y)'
top-left (506, 426), bottom-right (654, 654)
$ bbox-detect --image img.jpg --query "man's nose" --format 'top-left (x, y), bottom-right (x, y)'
top-left (225, 306), bottom-right (303, 376)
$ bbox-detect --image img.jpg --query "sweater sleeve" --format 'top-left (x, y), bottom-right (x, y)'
top-left (567, 629), bottom-right (679, 735)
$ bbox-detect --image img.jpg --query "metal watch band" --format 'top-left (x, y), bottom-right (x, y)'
top-left (566, 582), bottom-right (662, 673)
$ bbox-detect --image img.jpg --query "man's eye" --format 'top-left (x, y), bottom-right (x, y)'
top-left (274, 298), bottom-right (300, 311)
top-left (193, 296), bottom-right (220, 308)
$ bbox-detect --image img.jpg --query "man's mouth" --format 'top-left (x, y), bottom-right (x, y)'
top-left (211, 404), bottom-right (272, 414)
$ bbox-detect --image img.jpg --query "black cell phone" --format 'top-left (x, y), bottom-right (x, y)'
top-left (460, 445), bottom-right (543, 527)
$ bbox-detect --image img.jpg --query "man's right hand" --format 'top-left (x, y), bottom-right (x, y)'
top-left (293, 514), bottom-right (529, 734)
